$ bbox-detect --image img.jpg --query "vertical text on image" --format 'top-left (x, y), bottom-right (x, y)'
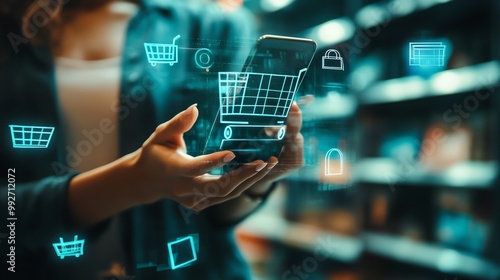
top-left (6, 168), bottom-right (17, 273)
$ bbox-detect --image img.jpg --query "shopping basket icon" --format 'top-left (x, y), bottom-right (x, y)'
top-left (52, 235), bottom-right (85, 259)
top-left (144, 35), bottom-right (181, 66)
top-left (9, 125), bottom-right (55, 148)
top-left (217, 68), bottom-right (307, 149)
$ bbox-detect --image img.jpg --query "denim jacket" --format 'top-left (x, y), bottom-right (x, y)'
top-left (0, 1), bottom-right (256, 279)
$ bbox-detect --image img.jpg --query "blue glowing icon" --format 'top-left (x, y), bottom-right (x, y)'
top-left (144, 35), bottom-right (181, 66)
top-left (325, 148), bottom-right (343, 176)
top-left (409, 42), bottom-right (446, 67)
top-left (167, 236), bottom-right (197, 270)
top-left (9, 125), bottom-right (55, 148)
top-left (217, 68), bottom-right (307, 149)
top-left (52, 235), bottom-right (85, 259)
top-left (194, 48), bottom-right (214, 69)
top-left (322, 49), bottom-right (344, 71)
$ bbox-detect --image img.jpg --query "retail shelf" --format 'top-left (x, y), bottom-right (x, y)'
top-left (354, 0), bottom-right (488, 33)
top-left (355, 0), bottom-right (443, 28)
top-left (364, 232), bottom-right (500, 279)
top-left (301, 92), bottom-right (357, 120)
top-left (239, 216), bottom-right (500, 278)
top-left (237, 214), bottom-right (363, 263)
top-left (354, 158), bottom-right (497, 189)
top-left (356, 61), bottom-right (500, 105)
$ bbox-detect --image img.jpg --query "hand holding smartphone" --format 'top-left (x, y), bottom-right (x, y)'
top-left (204, 35), bottom-right (317, 174)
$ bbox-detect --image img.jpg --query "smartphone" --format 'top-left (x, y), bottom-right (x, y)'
top-left (204, 35), bottom-right (317, 174)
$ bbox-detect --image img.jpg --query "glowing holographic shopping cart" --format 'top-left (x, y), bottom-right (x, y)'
top-left (144, 35), bottom-right (181, 66)
top-left (217, 68), bottom-right (307, 149)
top-left (9, 125), bottom-right (55, 148)
top-left (52, 235), bottom-right (85, 259)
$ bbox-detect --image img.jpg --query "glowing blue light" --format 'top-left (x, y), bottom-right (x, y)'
top-left (194, 48), bottom-right (214, 69)
top-left (144, 35), bottom-right (180, 66)
top-left (409, 42), bottom-right (446, 67)
top-left (167, 236), bottom-right (197, 270)
top-left (260, 0), bottom-right (295, 12)
top-left (52, 235), bottom-right (85, 259)
top-left (303, 18), bottom-right (355, 48)
top-left (216, 68), bottom-right (306, 149)
top-left (9, 125), bottom-right (55, 148)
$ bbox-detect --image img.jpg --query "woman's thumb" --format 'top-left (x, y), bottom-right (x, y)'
top-left (152, 104), bottom-right (199, 145)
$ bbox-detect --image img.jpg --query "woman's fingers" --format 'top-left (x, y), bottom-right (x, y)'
top-left (285, 102), bottom-right (302, 137)
top-left (181, 151), bottom-right (236, 177)
top-left (189, 158), bottom-right (278, 211)
top-left (180, 160), bottom-right (267, 208)
top-left (142, 103), bottom-right (304, 210)
top-left (152, 104), bottom-right (199, 147)
top-left (198, 160), bottom-right (267, 195)
top-left (202, 157), bottom-right (279, 208)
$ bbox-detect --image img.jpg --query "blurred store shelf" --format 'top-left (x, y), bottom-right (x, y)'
top-left (301, 91), bottom-right (357, 120)
top-left (353, 0), bottom-right (490, 47)
top-left (286, 168), bottom-right (319, 183)
top-left (365, 232), bottom-right (500, 279)
top-left (354, 158), bottom-right (497, 188)
top-left (355, 0), bottom-right (448, 28)
top-left (238, 213), bottom-right (363, 263)
top-left (356, 61), bottom-right (500, 105)
top-left (239, 214), bottom-right (500, 278)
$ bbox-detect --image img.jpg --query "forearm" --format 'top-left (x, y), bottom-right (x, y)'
top-left (68, 151), bottom-right (143, 227)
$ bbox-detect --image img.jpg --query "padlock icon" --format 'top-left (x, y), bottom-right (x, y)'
top-left (325, 148), bottom-right (343, 176)
top-left (322, 49), bottom-right (344, 71)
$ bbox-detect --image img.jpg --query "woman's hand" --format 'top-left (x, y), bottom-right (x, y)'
top-left (68, 103), bottom-right (287, 227)
top-left (269, 101), bottom-right (305, 180)
top-left (129, 104), bottom-right (277, 211)
top-left (208, 100), bottom-right (307, 223)
top-left (244, 101), bottom-right (306, 196)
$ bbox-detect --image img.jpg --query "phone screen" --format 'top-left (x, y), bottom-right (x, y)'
top-left (244, 35), bottom-right (317, 76)
top-left (204, 35), bottom-right (317, 173)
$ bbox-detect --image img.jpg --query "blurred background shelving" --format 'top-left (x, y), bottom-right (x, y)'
top-left (234, 0), bottom-right (500, 279)
top-left (355, 159), bottom-right (497, 188)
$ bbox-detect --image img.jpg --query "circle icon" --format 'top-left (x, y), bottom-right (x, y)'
top-left (194, 48), bottom-right (214, 69)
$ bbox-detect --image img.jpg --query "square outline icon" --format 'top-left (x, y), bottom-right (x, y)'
top-left (167, 236), bottom-right (197, 270)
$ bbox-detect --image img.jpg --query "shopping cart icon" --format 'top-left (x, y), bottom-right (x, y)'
top-left (9, 125), bottom-right (55, 148)
top-left (217, 68), bottom-right (307, 150)
top-left (409, 42), bottom-right (446, 67)
top-left (52, 235), bottom-right (85, 259)
top-left (144, 35), bottom-right (181, 66)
